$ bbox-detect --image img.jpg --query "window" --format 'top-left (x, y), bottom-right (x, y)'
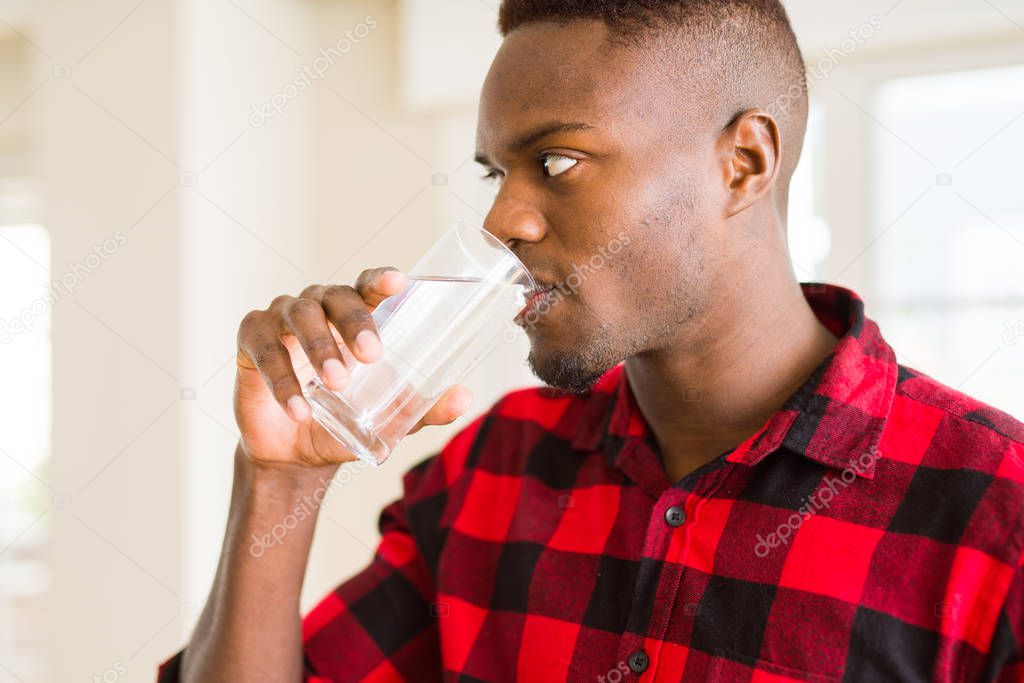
top-left (0, 223), bottom-right (50, 682)
top-left (870, 63), bottom-right (1024, 419)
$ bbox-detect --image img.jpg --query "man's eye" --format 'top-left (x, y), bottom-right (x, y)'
top-left (542, 153), bottom-right (578, 178)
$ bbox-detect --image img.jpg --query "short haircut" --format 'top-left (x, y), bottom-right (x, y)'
top-left (497, 0), bottom-right (809, 200)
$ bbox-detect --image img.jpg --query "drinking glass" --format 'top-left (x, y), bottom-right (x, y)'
top-left (302, 221), bottom-right (535, 466)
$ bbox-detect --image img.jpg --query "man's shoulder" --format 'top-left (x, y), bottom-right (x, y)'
top-left (883, 365), bottom-right (1024, 550)
top-left (413, 379), bottom-right (611, 491)
top-left (398, 383), bottom-right (602, 535)
top-left (487, 382), bottom-right (593, 429)
top-left (891, 363), bottom-right (1024, 452)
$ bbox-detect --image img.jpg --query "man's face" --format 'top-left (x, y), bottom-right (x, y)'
top-left (475, 20), bottom-right (727, 393)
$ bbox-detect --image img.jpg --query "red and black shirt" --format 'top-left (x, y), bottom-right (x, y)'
top-left (160, 283), bottom-right (1024, 681)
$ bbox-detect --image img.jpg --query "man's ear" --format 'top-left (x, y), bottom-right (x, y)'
top-left (716, 108), bottom-right (782, 217)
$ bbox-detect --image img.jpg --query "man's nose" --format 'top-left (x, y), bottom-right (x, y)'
top-left (483, 185), bottom-right (547, 249)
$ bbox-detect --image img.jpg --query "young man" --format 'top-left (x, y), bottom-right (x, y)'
top-left (160, 1), bottom-right (1024, 680)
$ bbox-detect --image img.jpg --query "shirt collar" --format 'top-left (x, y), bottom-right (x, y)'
top-left (571, 283), bottom-right (898, 480)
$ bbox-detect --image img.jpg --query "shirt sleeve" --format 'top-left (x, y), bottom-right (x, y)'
top-left (156, 448), bottom-right (454, 683)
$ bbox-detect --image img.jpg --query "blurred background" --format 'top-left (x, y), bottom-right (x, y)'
top-left (0, 0), bottom-right (1021, 680)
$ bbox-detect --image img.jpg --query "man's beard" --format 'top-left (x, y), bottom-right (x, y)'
top-left (526, 344), bottom-right (611, 394)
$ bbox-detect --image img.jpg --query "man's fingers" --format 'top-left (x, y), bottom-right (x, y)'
top-left (409, 385), bottom-right (473, 434)
top-left (235, 269), bottom-right (413, 431)
top-left (238, 310), bottom-right (310, 422)
top-left (355, 267), bottom-right (407, 308)
top-left (282, 296), bottom-right (349, 391)
top-left (320, 285), bottom-right (382, 364)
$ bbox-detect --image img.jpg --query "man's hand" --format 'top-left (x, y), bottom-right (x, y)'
top-left (234, 267), bottom-right (473, 466)
top-left (179, 267), bottom-right (474, 682)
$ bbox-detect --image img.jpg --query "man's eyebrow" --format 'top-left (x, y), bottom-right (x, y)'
top-left (475, 121), bottom-right (595, 166)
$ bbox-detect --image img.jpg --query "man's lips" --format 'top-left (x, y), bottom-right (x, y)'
top-left (527, 283), bottom-right (557, 299)
top-left (515, 281), bottom-right (561, 324)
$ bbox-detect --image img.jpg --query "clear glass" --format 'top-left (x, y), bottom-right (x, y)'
top-left (303, 221), bottom-right (535, 465)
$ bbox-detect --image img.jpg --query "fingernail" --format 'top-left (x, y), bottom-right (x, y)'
top-left (450, 390), bottom-right (472, 415)
top-left (383, 270), bottom-right (407, 291)
top-left (322, 358), bottom-right (347, 389)
top-left (354, 330), bottom-right (380, 360)
top-left (287, 395), bottom-right (310, 421)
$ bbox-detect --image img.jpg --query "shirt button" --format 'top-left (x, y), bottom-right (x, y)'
top-left (628, 649), bottom-right (649, 673)
top-left (664, 505), bottom-right (686, 527)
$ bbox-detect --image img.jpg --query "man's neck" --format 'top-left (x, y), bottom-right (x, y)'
top-left (624, 274), bottom-right (839, 484)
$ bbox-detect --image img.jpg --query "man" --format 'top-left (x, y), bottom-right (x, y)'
top-left (160, 0), bottom-right (1024, 680)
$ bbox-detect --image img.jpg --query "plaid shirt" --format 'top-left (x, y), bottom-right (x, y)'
top-left (160, 283), bottom-right (1024, 682)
